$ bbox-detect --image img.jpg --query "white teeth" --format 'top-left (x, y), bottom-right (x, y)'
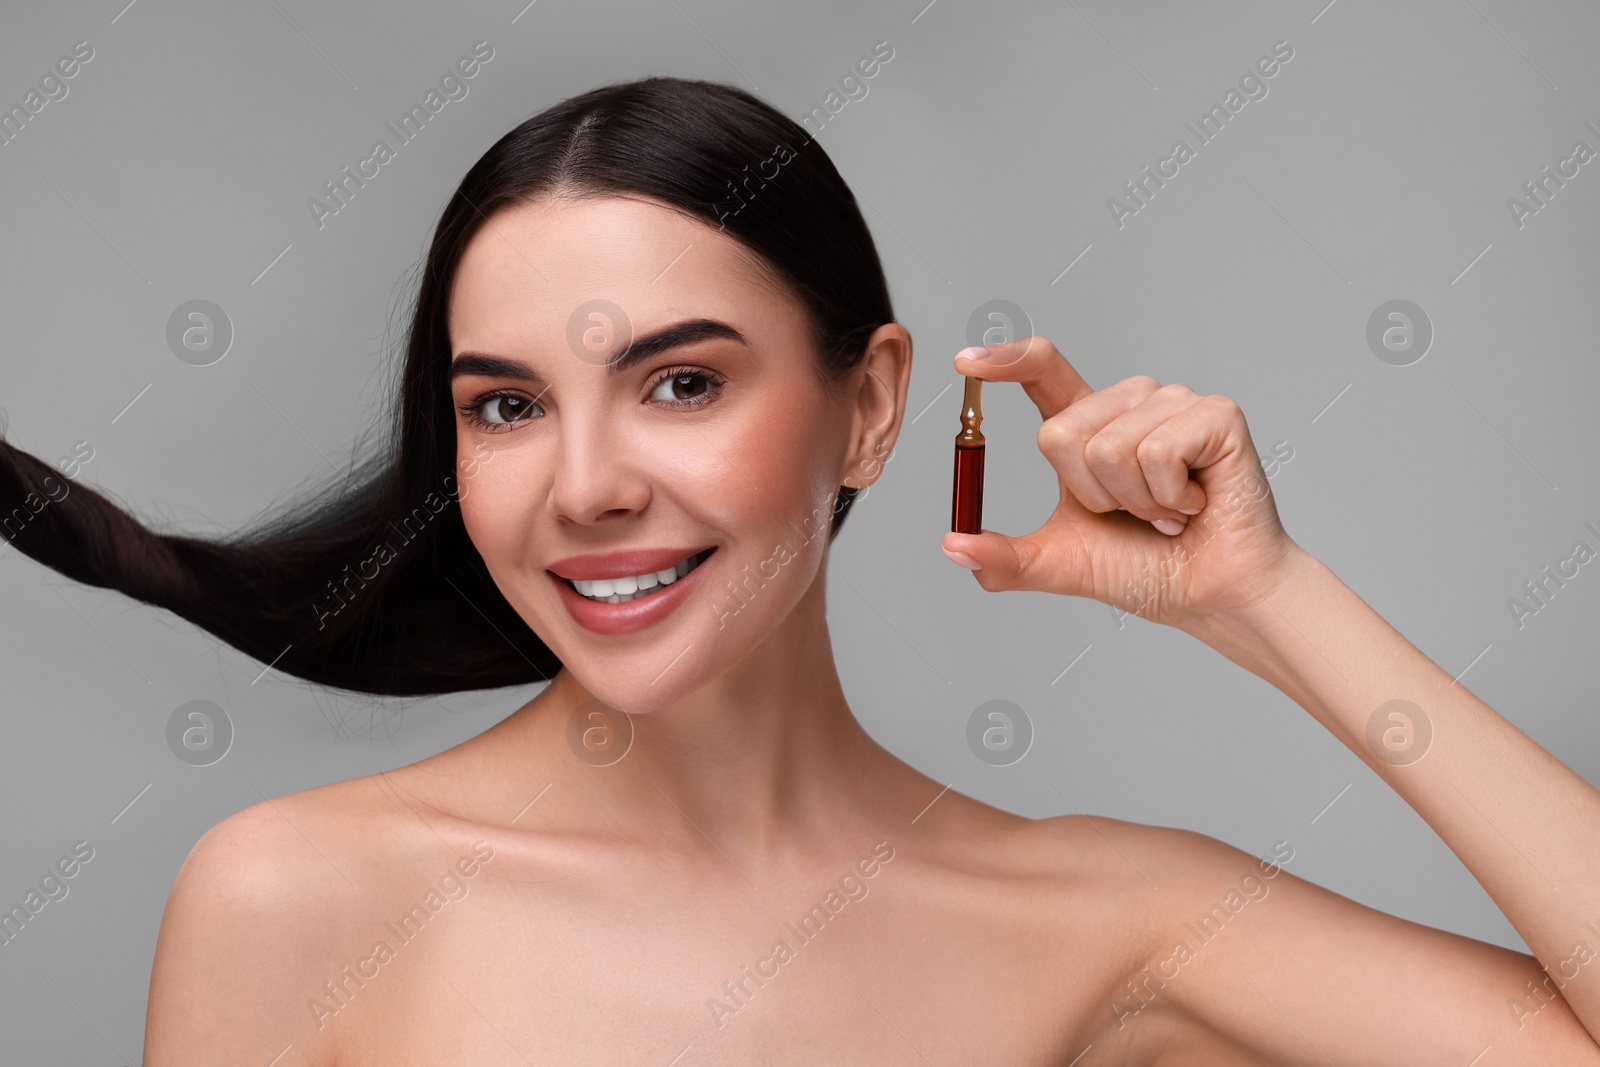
top-left (570, 551), bottom-right (706, 603)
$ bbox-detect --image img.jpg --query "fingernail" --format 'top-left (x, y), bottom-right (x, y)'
top-left (1152, 517), bottom-right (1185, 536)
top-left (943, 547), bottom-right (983, 570)
top-left (1177, 506), bottom-right (1202, 515)
top-left (956, 345), bottom-right (994, 363)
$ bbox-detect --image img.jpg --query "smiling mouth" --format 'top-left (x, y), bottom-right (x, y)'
top-left (566, 548), bottom-right (715, 604)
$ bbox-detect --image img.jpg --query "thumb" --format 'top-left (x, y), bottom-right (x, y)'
top-left (941, 528), bottom-right (1078, 595)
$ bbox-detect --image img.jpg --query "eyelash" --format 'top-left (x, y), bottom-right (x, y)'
top-left (457, 365), bottom-right (727, 433)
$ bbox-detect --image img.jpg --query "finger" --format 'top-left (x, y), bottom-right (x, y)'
top-left (1147, 393), bottom-right (1259, 496)
top-left (1082, 383), bottom-right (1210, 522)
top-left (953, 335), bottom-right (1092, 422)
top-left (941, 522), bottom-right (1083, 597)
top-left (1036, 375), bottom-right (1165, 514)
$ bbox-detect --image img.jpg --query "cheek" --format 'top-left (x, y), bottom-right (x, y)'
top-left (704, 396), bottom-right (838, 535)
top-left (455, 443), bottom-right (531, 567)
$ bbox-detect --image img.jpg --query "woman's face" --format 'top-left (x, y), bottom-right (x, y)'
top-left (446, 194), bottom-right (898, 714)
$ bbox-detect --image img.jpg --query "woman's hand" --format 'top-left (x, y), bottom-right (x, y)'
top-left (940, 335), bottom-right (1304, 633)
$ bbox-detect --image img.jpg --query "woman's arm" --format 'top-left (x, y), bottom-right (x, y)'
top-left (1181, 544), bottom-right (1600, 1045)
top-left (1087, 816), bottom-right (1600, 1065)
top-left (940, 335), bottom-right (1600, 1055)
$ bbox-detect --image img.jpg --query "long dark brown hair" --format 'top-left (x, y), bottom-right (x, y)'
top-left (0, 76), bottom-right (895, 697)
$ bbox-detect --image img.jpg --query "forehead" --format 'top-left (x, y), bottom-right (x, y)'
top-left (447, 194), bottom-right (789, 352)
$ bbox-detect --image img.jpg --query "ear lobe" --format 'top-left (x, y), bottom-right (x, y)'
top-left (841, 437), bottom-right (880, 490)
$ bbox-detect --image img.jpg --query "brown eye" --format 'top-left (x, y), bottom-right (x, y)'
top-left (462, 391), bottom-right (542, 431)
top-left (662, 373), bottom-right (705, 402)
top-left (648, 367), bottom-right (725, 409)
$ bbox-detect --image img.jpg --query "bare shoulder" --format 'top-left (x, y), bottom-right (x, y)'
top-left (143, 772), bottom-right (450, 1066)
top-left (881, 800), bottom-right (1282, 1062)
top-left (1013, 812), bottom-right (1296, 954)
top-left (994, 813), bottom-right (1298, 1062)
top-left (968, 808), bottom-right (1255, 887)
top-left (900, 791), bottom-right (1233, 889)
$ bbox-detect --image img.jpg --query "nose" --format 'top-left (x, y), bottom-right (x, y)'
top-left (546, 406), bottom-right (651, 526)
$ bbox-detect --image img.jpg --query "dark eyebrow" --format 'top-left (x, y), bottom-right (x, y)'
top-left (449, 317), bottom-right (749, 385)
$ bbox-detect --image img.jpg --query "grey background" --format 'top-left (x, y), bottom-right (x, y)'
top-left (2, 0), bottom-right (1597, 1060)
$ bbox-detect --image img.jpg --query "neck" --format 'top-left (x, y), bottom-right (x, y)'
top-left (497, 566), bottom-right (911, 861)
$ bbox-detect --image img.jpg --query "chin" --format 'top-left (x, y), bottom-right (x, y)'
top-left (566, 664), bottom-right (699, 720)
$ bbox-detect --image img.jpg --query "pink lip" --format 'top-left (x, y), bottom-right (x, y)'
top-left (550, 548), bottom-right (716, 636)
top-left (548, 546), bottom-right (714, 581)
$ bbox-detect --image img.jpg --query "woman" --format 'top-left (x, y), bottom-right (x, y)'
top-left (7, 75), bottom-right (1599, 1064)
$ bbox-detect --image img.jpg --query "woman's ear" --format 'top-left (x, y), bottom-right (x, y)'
top-left (840, 323), bottom-right (912, 490)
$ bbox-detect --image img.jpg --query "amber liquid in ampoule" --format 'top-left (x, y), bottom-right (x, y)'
top-left (951, 375), bottom-right (984, 534)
